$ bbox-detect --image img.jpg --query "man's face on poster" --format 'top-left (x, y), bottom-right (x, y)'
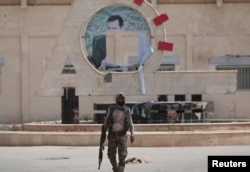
top-left (107, 20), bottom-right (123, 32)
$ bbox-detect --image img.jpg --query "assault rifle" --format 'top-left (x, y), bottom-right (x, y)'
top-left (98, 125), bottom-right (106, 169)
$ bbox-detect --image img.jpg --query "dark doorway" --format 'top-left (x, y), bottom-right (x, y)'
top-left (61, 88), bottom-right (79, 124)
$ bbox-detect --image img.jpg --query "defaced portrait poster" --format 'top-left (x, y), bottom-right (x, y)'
top-left (84, 6), bottom-right (152, 71)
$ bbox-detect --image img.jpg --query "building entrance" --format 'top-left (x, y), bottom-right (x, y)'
top-left (61, 88), bottom-right (79, 124)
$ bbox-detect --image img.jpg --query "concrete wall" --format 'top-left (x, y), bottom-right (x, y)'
top-left (0, 6), bottom-right (70, 122)
top-left (0, 0), bottom-right (249, 123)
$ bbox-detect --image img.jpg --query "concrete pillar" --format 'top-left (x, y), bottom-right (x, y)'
top-left (185, 33), bottom-right (194, 70)
top-left (20, 34), bottom-right (29, 122)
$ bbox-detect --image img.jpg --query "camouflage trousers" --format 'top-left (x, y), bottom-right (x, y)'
top-left (107, 132), bottom-right (128, 172)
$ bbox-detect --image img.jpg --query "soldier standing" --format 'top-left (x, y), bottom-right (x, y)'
top-left (103, 92), bottom-right (135, 172)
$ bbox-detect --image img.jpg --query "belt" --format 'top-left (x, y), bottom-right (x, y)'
top-left (109, 130), bottom-right (126, 136)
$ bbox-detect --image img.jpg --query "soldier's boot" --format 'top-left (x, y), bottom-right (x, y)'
top-left (110, 160), bottom-right (118, 172)
top-left (112, 168), bottom-right (118, 172)
top-left (118, 165), bottom-right (125, 172)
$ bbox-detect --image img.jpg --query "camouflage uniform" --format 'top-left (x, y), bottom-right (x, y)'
top-left (103, 92), bottom-right (134, 172)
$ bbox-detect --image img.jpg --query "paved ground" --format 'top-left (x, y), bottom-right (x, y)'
top-left (0, 146), bottom-right (249, 172)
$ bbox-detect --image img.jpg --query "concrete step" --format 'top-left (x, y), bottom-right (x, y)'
top-left (1, 130), bottom-right (250, 147)
top-left (23, 122), bottom-right (250, 132)
top-left (2, 122), bottom-right (249, 146)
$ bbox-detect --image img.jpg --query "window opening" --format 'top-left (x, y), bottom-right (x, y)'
top-left (217, 65), bottom-right (250, 90)
top-left (62, 57), bottom-right (76, 74)
top-left (156, 64), bottom-right (175, 71)
top-left (175, 94), bottom-right (185, 101)
top-left (191, 94), bottom-right (202, 101)
top-left (158, 95), bottom-right (168, 101)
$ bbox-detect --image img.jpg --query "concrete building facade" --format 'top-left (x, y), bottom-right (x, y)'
top-left (0, 0), bottom-right (249, 123)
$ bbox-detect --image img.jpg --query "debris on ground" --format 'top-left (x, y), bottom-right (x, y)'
top-left (125, 155), bottom-right (153, 164)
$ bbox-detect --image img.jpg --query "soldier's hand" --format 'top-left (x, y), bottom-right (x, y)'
top-left (130, 135), bottom-right (135, 143)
